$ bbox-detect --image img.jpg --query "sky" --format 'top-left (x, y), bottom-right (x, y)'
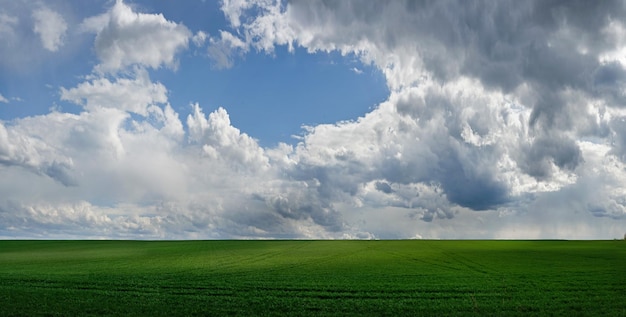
top-left (0, 0), bottom-right (625, 240)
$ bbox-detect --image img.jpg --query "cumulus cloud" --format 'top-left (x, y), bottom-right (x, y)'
top-left (60, 68), bottom-right (167, 115)
top-left (0, 101), bottom-right (350, 238)
top-left (0, 94), bottom-right (8, 103)
top-left (81, 0), bottom-right (191, 72)
top-left (32, 6), bottom-right (67, 52)
top-left (0, 120), bottom-right (76, 186)
top-left (187, 104), bottom-right (270, 172)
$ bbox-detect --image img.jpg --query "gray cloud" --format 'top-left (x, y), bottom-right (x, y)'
top-left (436, 144), bottom-right (509, 210)
top-left (609, 118), bottom-right (626, 161)
top-left (519, 134), bottom-right (583, 179)
top-left (375, 181), bottom-right (393, 194)
top-left (281, 0), bottom-right (625, 131)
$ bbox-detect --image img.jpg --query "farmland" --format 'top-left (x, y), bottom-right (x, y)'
top-left (0, 240), bottom-right (624, 316)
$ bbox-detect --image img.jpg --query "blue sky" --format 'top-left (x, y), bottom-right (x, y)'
top-left (1, 0), bottom-right (625, 239)
top-left (162, 46), bottom-right (388, 146)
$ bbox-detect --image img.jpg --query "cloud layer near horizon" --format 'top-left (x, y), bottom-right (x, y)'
top-left (1, 0), bottom-right (626, 239)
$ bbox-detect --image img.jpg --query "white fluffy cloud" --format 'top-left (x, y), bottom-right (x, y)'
top-left (32, 6), bottom-right (67, 52)
top-left (60, 69), bottom-right (167, 115)
top-left (0, 118), bottom-right (76, 187)
top-left (187, 104), bottom-right (270, 172)
top-left (81, 0), bottom-right (191, 72)
top-left (0, 94), bottom-right (7, 103)
top-left (0, 100), bottom-right (348, 238)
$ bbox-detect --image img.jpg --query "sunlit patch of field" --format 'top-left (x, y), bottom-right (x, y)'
top-left (0, 240), bottom-right (624, 316)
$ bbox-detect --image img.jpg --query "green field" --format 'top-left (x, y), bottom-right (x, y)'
top-left (0, 240), bottom-right (624, 316)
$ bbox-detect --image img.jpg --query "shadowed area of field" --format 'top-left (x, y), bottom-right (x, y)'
top-left (0, 240), bottom-right (624, 316)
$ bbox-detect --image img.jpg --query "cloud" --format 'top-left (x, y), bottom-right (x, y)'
top-left (60, 68), bottom-right (167, 115)
top-left (81, 0), bottom-right (191, 72)
top-left (0, 119), bottom-right (77, 186)
top-left (32, 6), bottom-right (67, 52)
top-left (0, 94), bottom-right (8, 103)
top-left (0, 100), bottom-right (350, 238)
top-left (4, 1), bottom-right (626, 240)
top-left (213, 0), bottom-right (626, 225)
top-left (0, 201), bottom-right (168, 239)
top-left (187, 104), bottom-right (270, 172)
top-left (283, 79), bottom-right (520, 212)
top-left (0, 12), bottom-right (18, 38)
top-left (192, 30), bottom-right (207, 46)
top-left (206, 0), bottom-right (294, 69)
top-left (0, 2), bottom-right (105, 81)
top-left (207, 30), bottom-right (248, 69)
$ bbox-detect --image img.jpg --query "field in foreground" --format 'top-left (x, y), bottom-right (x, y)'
top-left (0, 240), bottom-right (624, 316)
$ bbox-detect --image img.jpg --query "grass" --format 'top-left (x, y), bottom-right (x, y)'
top-left (0, 240), bottom-right (624, 316)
